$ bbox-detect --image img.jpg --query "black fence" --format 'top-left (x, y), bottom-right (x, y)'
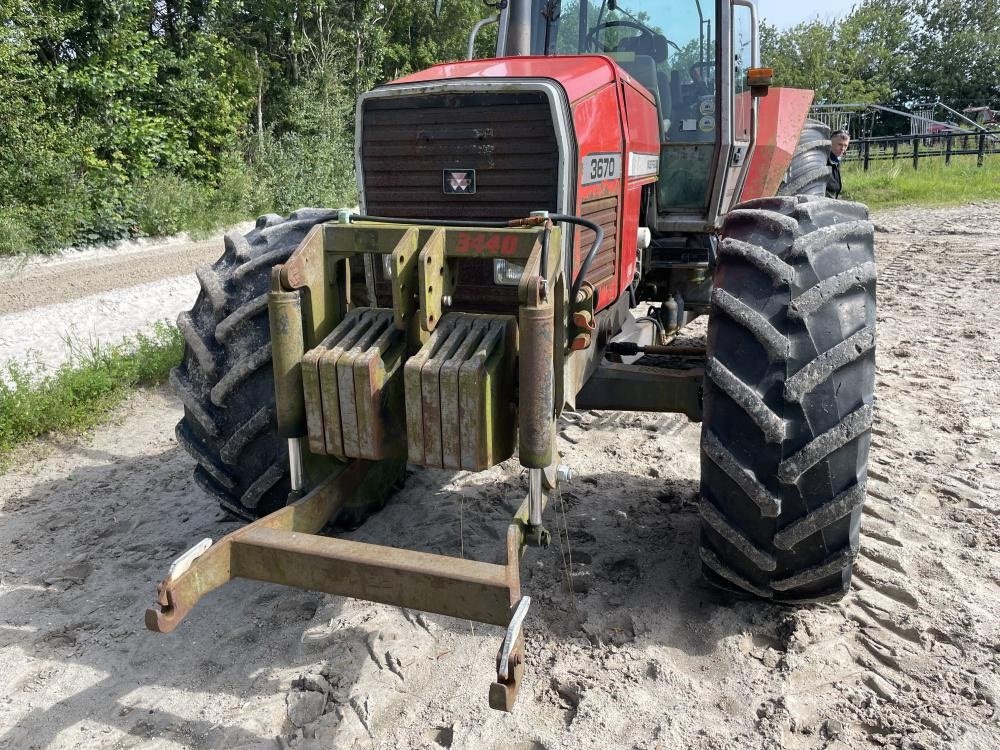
top-left (844, 131), bottom-right (1000, 170)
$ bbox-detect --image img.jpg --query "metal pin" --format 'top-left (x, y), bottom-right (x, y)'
top-left (288, 438), bottom-right (304, 492)
top-left (528, 468), bottom-right (543, 526)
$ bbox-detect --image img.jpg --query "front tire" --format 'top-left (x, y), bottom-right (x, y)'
top-left (699, 195), bottom-right (876, 602)
top-left (171, 209), bottom-right (399, 525)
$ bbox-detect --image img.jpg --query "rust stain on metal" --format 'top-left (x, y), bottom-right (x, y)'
top-left (389, 227), bottom-right (421, 330)
top-left (147, 460), bottom-right (525, 634)
top-left (518, 301), bottom-right (554, 468)
top-left (418, 228), bottom-right (449, 332)
top-left (404, 313), bottom-right (516, 470)
top-left (302, 308), bottom-right (404, 459)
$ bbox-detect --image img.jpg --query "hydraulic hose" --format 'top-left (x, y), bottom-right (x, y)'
top-left (550, 213), bottom-right (604, 305)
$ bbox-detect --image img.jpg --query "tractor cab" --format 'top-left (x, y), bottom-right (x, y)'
top-left (494, 0), bottom-right (759, 230)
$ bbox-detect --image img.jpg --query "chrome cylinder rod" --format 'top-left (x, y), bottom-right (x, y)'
top-left (288, 438), bottom-right (304, 492)
top-left (528, 468), bottom-right (543, 527)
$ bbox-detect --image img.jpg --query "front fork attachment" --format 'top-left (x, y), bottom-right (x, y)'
top-left (147, 456), bottom-right (572, 712)
top-left (148, 223), bottom-right (569, 710)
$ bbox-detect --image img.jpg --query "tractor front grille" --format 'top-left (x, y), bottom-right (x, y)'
top-left (360, 91), bottom-right (559, 220)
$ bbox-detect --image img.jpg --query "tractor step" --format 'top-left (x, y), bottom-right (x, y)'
top-left (146, 459), bottom-right (529, 710)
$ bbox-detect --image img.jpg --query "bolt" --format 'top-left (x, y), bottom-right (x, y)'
top-left (556, 465), bottom-right (576, 483)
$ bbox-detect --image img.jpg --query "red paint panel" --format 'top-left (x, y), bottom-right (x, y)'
top-left (620, 81), bottom-right (660, 170)
top-left (740, 87), bottom-right (815, 202)
top-left (391, 55), bottom-right (660, 314)
top-left (392, 56), bottom-right (620, 105)
top-left (572, 83), bottom-right (624, 310)
top-left (616, 79), bottom-right (660, 307)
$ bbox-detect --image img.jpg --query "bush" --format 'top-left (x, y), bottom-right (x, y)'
top-left (0, 209), bottom-right (34, 256)
top-left (245, 64), bottom-right (358, 214)
top-left (134, 175), bottom-right (211, 236)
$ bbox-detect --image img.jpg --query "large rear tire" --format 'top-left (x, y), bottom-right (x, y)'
top-left (699, 195), bottom-right (876, 602)
top-left (778, 119), bottom-right (833, 197)
top-left (171, 209), bottom-right (398, 525)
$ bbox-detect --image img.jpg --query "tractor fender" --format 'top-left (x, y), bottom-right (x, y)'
top-left (739, 88), bottom-right (815, 202)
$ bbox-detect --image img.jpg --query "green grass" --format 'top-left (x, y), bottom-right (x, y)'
top-left (0, 323), bottom-right (182, 467)
top-left (841, 154), bottom-right (1000, 211)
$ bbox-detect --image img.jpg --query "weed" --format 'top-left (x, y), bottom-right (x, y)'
top-left (0, 323), bottom-right (182, 467)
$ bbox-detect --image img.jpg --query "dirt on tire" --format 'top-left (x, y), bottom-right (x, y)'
top-left (701, 196), bottom-right (877, 602)
top-left (0, 202), bottom-right (998, 749)
top-left (170, 209), bottom-right (402, 525)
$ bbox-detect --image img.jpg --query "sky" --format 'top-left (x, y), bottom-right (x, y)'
top-left (756, 0), bottom-right (859, 29)
top-left (625, 1), bottom-right (863, 35)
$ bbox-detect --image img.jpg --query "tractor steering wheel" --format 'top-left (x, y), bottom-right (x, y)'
top-left (587, 19), bottom-right (662, 55)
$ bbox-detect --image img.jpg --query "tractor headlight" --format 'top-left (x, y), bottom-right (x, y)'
top-left (493, 259), bottom-right (524, 286)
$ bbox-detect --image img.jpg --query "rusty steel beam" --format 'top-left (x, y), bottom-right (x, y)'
top-left (575, 362), bottom-right (704, 420)
top-left (146, 460), bottom-right (371, 633)
top-left (148, 459), bottom-right (532, 710)
top-left (147, 459), bottom-right (522, 632)
top-left (636, 344), bottom-right (706, 356)
top-left (231, 528), bottom-right (516, 626)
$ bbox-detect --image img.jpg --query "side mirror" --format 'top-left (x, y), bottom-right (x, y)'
top-left (747, 67), bottom-right (773, 98)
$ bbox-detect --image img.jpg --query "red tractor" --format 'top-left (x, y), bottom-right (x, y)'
top-left (153, 0), bottom-right (876, 710)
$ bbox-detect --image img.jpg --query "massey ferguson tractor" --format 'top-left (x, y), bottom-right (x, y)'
top-left (150, 0), bottom-right (876, 710)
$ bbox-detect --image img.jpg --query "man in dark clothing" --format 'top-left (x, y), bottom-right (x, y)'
top-left (827, 129), bottom-right (850, 198)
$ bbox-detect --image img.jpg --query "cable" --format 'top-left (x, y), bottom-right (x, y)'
top-left (635, 315), bottom-right (665, 337)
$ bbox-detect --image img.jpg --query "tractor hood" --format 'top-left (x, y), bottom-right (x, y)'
top-left (389, 55), bottom-right (653, 107)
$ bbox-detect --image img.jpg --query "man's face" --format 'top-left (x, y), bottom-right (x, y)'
top-left (832, 136), bottom-right (851, 157)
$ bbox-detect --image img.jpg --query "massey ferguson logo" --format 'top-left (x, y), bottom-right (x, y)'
top-left (443, 169), bottom-right (476, 195)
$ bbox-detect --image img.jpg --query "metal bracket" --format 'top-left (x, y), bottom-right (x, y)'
top-left (147, 461), bottom-right (542, 713)
top-left (389, 227), bottom-right (420, 330)
top-left (417, 228), bottom-right (452, 332)
top-left (489, 596), bottom-right (530, 711)
top-left (498, 596), bottom-right (530, 680)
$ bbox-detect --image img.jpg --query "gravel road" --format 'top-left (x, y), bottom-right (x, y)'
top-left (0, 227), bottom-right (249, 376)
top-left (0, 204), bottom-right (998, 750)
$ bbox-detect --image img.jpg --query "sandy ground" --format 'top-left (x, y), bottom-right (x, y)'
top-left (0, 204), bottom-right (998, 749)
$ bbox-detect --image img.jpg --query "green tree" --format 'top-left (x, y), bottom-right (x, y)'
top-left (901, 0), bottom-right (1000, 108)
top-left (760, 0), bottom-right (914, 104)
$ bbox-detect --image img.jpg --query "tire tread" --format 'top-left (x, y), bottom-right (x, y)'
top-left (700, 194), bottom-right (876, 602)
